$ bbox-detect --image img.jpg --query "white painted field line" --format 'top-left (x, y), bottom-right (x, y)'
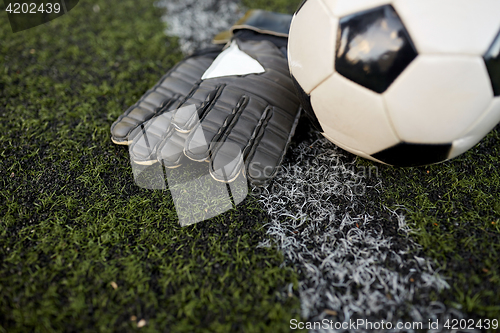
top-left (157, 1), bottom-right (470, 330)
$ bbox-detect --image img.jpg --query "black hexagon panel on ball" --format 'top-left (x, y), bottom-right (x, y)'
top-left (335, 5), bottom-right (418, 94)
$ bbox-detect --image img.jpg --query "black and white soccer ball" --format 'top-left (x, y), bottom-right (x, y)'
top-left (288, 0), bottom-right (500, 167)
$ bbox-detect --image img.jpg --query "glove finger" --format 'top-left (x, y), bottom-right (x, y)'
top-left (208, 96), bottom-right (271, 182)
top-left (155, 96), bottom-right (215, 167)
top-left (129, 93), bottom-right (216, 166)
top-left (157, 130), bottom-right (190, 168)
top-left (171, 104), bottom-right (199, 134)
top-left (111, 53), bottom-right (220, 145)
top-left (210, 141), bottom-right (246, 183)
top-left (111, 91), bottom-right (180, 145)
top-left (245, 106), bottom-right (302, 186)
top-left (171, 84), bottom-right (223, 133)
top-left (183, 86), bottom-right (250, 162)
top-left (128, 109), bottom-right (177, 165)
top-left (131, 86), bottom-right (221, 166)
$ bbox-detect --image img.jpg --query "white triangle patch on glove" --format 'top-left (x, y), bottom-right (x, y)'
top-left (201, 41), bottom-right (266, 80)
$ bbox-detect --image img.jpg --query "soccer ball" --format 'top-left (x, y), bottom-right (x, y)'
top-left (288, 0), bottom-right (500, 166)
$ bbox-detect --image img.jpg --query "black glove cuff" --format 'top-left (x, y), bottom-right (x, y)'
top-left (232, 30), bottom-right (288, 56)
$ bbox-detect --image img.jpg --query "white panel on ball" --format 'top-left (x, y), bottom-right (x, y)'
top-left (449, 98), bottom-right (500, 159)
top-left (311, 73), bottom-right (399, 155)
top-left (393, 0), bottom-right (500, 55)
top-left (384, 55), bottom-right (494, 143)
top-left (288, 0), bottom-right (338, 94)
top-left (322, 0), bottom-right (393, 18)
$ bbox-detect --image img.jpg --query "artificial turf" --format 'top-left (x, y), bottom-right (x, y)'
top-left (0, 0), bottom-right (303, 332)
top-left (1, 0), bottom-right (500, 331)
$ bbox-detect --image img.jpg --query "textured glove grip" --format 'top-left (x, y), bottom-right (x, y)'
top-left (110, 46), bottom-right (222, 145)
